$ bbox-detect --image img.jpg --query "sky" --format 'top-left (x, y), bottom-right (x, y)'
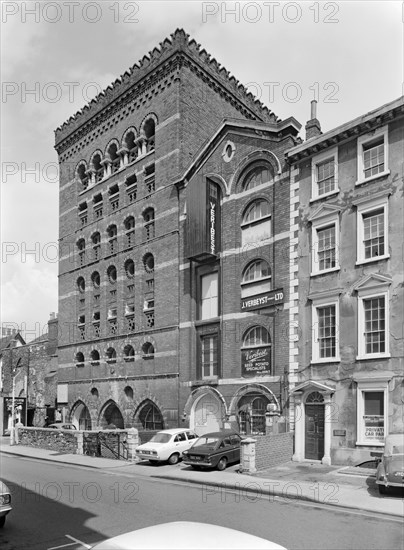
top-left (1, 0), bottom-right (402, 342)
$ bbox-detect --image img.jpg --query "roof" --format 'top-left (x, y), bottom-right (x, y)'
top-left (0, 332), bottom-right (26, 352)
top-left (286, 95), bottom-right (404, 163)
top-left (30, 332), bottom-right (49, 345)
top-left (155, 428), bottom-right (193, 434)
top-left (55, 29), bottom-right (280, 151)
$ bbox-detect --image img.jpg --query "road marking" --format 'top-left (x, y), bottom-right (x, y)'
top-left (48, 535), bottom-right (92, 550)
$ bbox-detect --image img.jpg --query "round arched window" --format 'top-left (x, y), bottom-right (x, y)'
top-left (242, 164), bottom-right (274, 191)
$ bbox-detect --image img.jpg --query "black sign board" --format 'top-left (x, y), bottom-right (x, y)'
top-left (241, 346), bottom-right (271, 377)
top-left (241, 289), bottom-right (284, 312)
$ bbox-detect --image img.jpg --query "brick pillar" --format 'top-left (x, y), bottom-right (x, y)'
top-left (76, 432), bottom-right (84, 455)
top-left (127, 427), bottom-right (139, 461)
top-left (240, 437), bottom-right (256, 473)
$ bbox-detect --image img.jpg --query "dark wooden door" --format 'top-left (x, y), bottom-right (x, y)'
top-left (305, 405), bottom-right (325, 460)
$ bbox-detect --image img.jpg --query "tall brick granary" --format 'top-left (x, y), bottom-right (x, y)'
top-left (54, 29), bottom-right (300, 436)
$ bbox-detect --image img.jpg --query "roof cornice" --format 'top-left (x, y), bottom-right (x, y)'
top-left (286, 95), bottom-right (404, 164)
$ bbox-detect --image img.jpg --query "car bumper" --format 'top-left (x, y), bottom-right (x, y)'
top-left (136, 453), bottom-right (162, 461)
top-left (0, 506), bottom-right (12, 518)
top-left (376, 480), bottom-right (404, 488)
top-left (183, 459), bottom-right (214, 468)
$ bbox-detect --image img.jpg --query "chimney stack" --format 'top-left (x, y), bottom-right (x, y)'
top-left (305, 100), bottom-right (322, 140)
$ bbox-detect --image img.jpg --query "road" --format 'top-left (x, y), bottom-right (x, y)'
top-left (0, 454), bottom-right (402, 550)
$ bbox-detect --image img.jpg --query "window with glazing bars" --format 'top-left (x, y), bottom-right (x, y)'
top-left (364, 297), bottom-right (385, 354)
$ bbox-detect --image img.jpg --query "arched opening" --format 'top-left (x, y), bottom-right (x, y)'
top-left (191, 391), bottom-right (225, 435)
top-left (101, 401), bottom-right (124, 429)
top-left (124, 386), bottom-right (134, 400)
top-left (124, 130), bottom-right (138, 162)
top-left (237, 393), bottom-right (271, 436)
top-left (135, 400), bottom-right (163, 431)
top-left (143, 118), bottom-right (155, 152)
top-left (71, 401), bottom-right (92, 430)
top-left (107, 142), bottom-right (120, 174)
top-left (77, 163), bottom-right (89, 190)
top-left (92, 152), bottom-right (103, 183)
top-left (305, 391), bottom-right (325, 460)
top-left (241, 163), bottom-right (274, 191)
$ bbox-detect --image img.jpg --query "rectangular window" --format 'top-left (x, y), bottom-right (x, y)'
top-left (356, 196), bottom-right (389, 265)
top-left (363, 209), bottom-right (384, 259)
top-left (201, 334), bottom-right (218, 378)
top-left (357, 126), bottom-right (388, 184)
top-left (201, 272), bottom-right (218, 319)
top-left (317, 225), bottom-right (336, 271)
top-left (311, 297), bottom-right (340, 363)
top-left (311, 147), bottom-right (338, 200)
top-left (318, 305), bottom-right (336, 358)
top-left (363, 139), bottom-right (384, 179)
top-left (364, 297), bottom-right (385, 354)
top-left (316, 158), bottom-right (335, 196)
top-left (356, 383), bottom-right (387, 446)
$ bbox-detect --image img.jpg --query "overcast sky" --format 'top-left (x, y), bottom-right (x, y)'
top-left (1, 1), bottom-right (402, 342)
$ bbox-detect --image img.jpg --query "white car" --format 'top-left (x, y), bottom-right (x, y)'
top-left (135, 428), bottom-right (198, 464)
top-left (91, 521), bottom-right (287, 549)
top-left (0, 481), bottom-right (12, 528)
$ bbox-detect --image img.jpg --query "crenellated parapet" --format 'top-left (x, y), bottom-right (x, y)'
top-left (55, 29), bottom-right (279, 154)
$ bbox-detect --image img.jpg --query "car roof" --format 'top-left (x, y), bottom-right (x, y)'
top-left (91, 521), bottom-right (286, 549)
top-left (155, 428), bottom-right (192, 435)
top-left (197, 431), bottom-right (240, 438)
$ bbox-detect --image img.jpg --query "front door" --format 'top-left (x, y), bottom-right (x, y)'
top-left (305, 404), bottom-right (324, 460)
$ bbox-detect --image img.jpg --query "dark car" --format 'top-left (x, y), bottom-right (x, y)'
top-left (373, 434), bottom-right (404, 494)
top-left (182, 431), bottom-right (242, 471)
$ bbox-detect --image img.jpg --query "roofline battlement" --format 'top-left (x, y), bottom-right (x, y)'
top-left (54, 29), bottom-right (279, 150)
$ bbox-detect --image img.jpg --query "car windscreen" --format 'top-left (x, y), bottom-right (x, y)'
top-left (192, 437), bottom-right (219, 449)
top-left (150, 433), bottom-right (171, 444)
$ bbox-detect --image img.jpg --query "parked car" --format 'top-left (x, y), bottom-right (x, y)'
top-left (135, 428), bottom-right (198, 465)
top-left (0, 480), bottom-right (12, 528)
top-left (373, 433), bottom-right (404, 494)
top-left (91, 521), bottom-right (286, 549)
top-left (182, 431), bottom-right (242, 471)
top-left (48, 423), bottom-right (77, 430)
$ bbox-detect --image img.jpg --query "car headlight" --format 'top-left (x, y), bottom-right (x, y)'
top-left (0, 494), bottom-right (11, 505)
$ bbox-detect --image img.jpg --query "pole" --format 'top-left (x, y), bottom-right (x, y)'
top-left (10, 374), bottom-right (15, 446)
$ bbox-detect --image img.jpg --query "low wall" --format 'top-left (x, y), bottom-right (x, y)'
top-left (255, 433), bottom-right (293, 470)
top-left (18, 427), bottom-right (78, 454)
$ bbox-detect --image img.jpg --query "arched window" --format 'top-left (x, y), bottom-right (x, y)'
top-left (106, 347), bottom-right (117, 362)
top-left (107, 225), bottom-right (118, 254)
top-left (124, 130), bottom-right (138, 163)
top-left (77, 276), bottom-right (85, 293)
top-left (138, 402), bottom-right (163, 430)
top-left (241, 200), bottom-right (271, 246)
top-left (124, 386), bottom-right (134, 400)
top-left (142, 342), bottom-right (155, 357)
top-left (243, 199), bottom-right (270, 224)
top-left (241, 259), bottom-right (271, 299)
top-left (238, 393), bottom-right (270, 436)
top-left (91, 271), bottom-right (100, 288)
top-left (143, 253), bottom-right (154, 273)
top-left (77, 239), bottom-right (86, 266)
top-left (143, 118), bottom-right (155, 152)
top-left (91, 232), bottom-right (101, 260)
top-left (243, 326), bottom-right (271, 347)
top-left (107, 265), bottom-right (117, 284)
top-left (90, 349), bottom-right (100, 364)
top-left (124, 216), bottom-right (135, 247)
top-left (107, 141), bottom-right (120, 174)
top-left (91, 387), bottom-right (99, 398)
top-left (77, 163), bottom-right (89, 191)
top-left (242, 164), bottom-right (273, 191)
top-left (75, 352), bottom-right (84, 365)
top-left (91, 152), bottom-right (103, 183)
top-left (124, 259), bottom-right (135, 278)
top-left (123, 344), bottom-right (135, 361)
top-left (143, 208), bottom-right (155, 240)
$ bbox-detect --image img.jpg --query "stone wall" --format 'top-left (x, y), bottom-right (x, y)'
top-left (18, 427), bottom-right (78, 454)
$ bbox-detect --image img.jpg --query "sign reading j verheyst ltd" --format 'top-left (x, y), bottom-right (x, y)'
top-left (241, 347), bottom-right (271, 377)
top-left (241, 289), bottom-right (284, 312)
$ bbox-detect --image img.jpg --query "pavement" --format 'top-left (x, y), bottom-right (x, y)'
top-left (1, 437), bottom-right (403, 519)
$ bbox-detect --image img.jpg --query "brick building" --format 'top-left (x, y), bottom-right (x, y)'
top-left (54, 29), bottom-right (299, 434)
top-left (286, 97), bottom-right (404, 465)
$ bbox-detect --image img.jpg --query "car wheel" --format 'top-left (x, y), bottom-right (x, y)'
top-left (168, 453), bottom-right (180, 465)
top-left (149, 459), bottom-right (159, 465)
top-left (378, 484), bottom-right (387, 495)
top-left (217, 457), bottom-right (227, 471)
top-left (0, 516), bottom-right (6, 528)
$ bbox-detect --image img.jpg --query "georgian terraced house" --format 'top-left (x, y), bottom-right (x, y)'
top-left (287, 97), bottom-right (404, 465)
top-left (54, 29), bottom-right (403, 464)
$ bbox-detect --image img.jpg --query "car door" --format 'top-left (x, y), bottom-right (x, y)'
top-left (230, 434), bottom-right (242, 462)
top-left (173, 432), bottom-right (189, 455)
